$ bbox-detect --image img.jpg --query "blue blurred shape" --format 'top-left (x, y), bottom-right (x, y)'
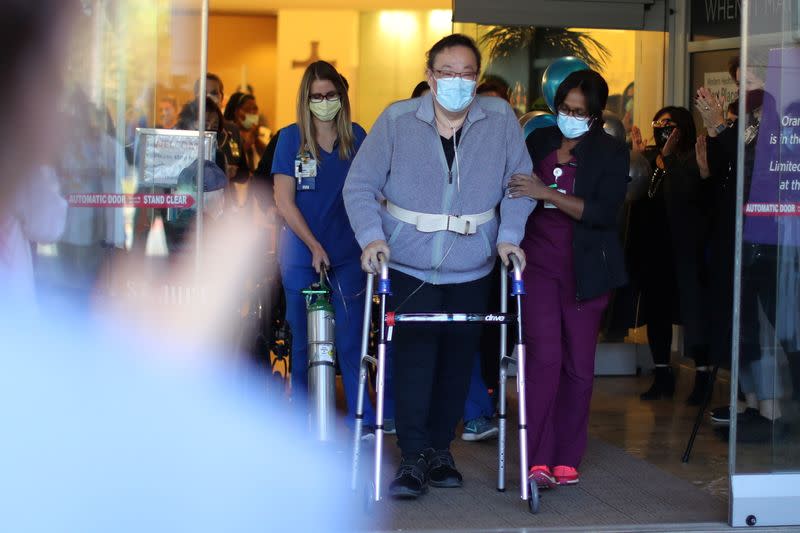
top-left (520, 111), bottom-right (557, 138)
top-left (0, 297), bottom-right (363, 533)
top-left (541, 57), bottom-right (590, 112)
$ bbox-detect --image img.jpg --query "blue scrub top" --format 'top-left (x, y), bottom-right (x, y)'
top-left (272, 122), bottom-right (366, 268)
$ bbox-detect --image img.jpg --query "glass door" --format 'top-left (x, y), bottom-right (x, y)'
top-left (36, 0), bottom-right (209, 313)
top-left (730, 0), bottom-right (800, 526)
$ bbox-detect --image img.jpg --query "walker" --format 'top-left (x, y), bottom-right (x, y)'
top-left (350, 253), bottom-right (538, 513)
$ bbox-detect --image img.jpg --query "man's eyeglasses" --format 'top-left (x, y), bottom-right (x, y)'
top-left (557, 104), bottom-right (589, 120)
top-left (309, 92), bottom-right (340, 103)
top-left (432, 69), bottom-right (478, 82)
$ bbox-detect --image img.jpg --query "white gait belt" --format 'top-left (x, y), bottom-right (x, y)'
top-left (386, 200), bottom-right (495, 236)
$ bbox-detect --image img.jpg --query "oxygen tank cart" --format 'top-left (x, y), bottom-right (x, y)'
top-left (350, 253), bottom-right (538, 514)
top-left (302, 268), bottom-right (337, 442)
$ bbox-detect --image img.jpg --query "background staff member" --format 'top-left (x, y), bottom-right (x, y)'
top-left (272, 60), bottom-right (374, 426)
top-left (195, 73), bottom-right (249, 183)
top-left (509, 70), bottom-right (628, 489)
top-left (224, 92), bottom-right (268, 172)
top-left (344, 34), bottom-right (532, 500)
top-left (630, 106), bottom-right (710, 403)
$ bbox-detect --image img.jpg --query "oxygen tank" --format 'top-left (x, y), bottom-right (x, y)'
top-left (303, 272), bottom-right (336, 441)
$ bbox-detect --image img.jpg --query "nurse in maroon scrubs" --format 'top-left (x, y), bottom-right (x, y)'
top-left (508, 70), bottom-right (629, 489)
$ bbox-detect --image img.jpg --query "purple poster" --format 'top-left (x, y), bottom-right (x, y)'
top-left (744, 47), bottom-right (800, 246)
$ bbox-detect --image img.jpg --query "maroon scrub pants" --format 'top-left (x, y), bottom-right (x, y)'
top-left (522, 269), bottom-right (609, 469)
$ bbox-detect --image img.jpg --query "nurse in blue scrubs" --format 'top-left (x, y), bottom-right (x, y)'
top-left (273, 61), bottom-right (374, 426)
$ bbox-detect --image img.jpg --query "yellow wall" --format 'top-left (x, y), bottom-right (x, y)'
top-left (633, 31), bottom-right (666, 137)
top-left (575, 29), bottom-right (635, 98)
top-left (201, 9), bottom-right (453, 132)
top-left (156, 10), bottom-right (204, 113)
top-left (208, 14), bottom-right (278, 129)
top-left (275, 9), bottom-right (360, 129)
top-left (357, 10), bottom-right (452, 129)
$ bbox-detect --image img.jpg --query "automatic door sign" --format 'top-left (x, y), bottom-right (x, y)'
top-left (136, 128), bottom-right (217, 186)
top-left (745, 48), bottom-right (800, 248)
top-left (67, 193), bottom-right (195, 209)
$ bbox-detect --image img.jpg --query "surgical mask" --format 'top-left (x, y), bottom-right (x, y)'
top-left (557, 112), bottom-right (590, 139)
top-left (241, 113), bottom-right (259, 130)
top-left (653, 126), bottom-right (674, 148)
top-left (309, 100), bottom-right (341, 122)
top-left (434, 77), bottom-right (476, 113)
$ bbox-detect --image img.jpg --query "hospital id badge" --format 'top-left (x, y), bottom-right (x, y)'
top-left (295, 152), bottom-right (317, 191)
top-left (544, 184), bottom-right (565, 209)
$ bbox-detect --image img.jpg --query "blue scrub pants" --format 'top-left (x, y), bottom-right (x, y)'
top-left (281, 259), bottom-right (375, 425)
top-left (463, 352), bottom-right (495, 422)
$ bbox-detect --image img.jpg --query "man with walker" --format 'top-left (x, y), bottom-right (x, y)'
top-left (344, 34), bottom-right (534, 503)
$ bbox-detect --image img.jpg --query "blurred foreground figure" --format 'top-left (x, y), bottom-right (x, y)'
top-left (0, 3), bottom-right (359, 531)
top-left (0, 165), bottom-right (66, 309)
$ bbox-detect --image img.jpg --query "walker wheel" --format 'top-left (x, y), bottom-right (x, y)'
top-left (528, 480), bottom-right (540, 514)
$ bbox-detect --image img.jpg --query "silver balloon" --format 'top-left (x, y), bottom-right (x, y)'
top-left (602, 110), bottom-right (626, 143)
top-left (627, 150), bottom-right (651, 202)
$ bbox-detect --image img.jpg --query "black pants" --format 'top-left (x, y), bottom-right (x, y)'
top-left (642, 278), bottom-right (674, 366)
top-left (390, 269), bottom-right (491, 457)
top-left (478, 260), bottom-right (506, 388)
top-left (740, 244), bottom-right (800, 363)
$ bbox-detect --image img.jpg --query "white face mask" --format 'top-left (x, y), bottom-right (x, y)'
top-left (241, 113), bottom-right (259, 130)
top-left (557, 112), bottom-right (591, 139)
top-left (433, 77), bottom-right (476, 113)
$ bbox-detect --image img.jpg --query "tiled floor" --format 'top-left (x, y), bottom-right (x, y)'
top-left (352, 364), bottom-right (733, 531)
top-left (333, 355), bottom-right (800, 530)
top-left (591, 360), bottom-right (800, 502)
top-left (588, 364), bottom-right (730, 501)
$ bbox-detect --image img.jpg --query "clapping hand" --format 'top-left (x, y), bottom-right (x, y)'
top-left (661, 128), bottom-right (680, 157)
top-left (694, 87), bottom-right (726, 131)
top-left (696, 135), bottom-right (711, 178)
top-left (631, 125), bottom-right (647, 153)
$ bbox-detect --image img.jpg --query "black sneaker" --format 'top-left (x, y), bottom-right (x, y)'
top-left (714, 413), bottom-right (788, 444)
top-left (388, 454), bottom-right (428, 499)
top-left (425, 448), bottom-right (463, 488)
top-left (710, 405), bottom-right (732, 425)
top-left (737, 414), bottom-right (789, 443)
top-left (710, 406), bottom-right (758, 426)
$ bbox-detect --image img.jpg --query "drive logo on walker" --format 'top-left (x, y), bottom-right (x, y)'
top-left (485, 314), bottom-right (505, 322)
top-left (294, 151), bottom-right (317, 191)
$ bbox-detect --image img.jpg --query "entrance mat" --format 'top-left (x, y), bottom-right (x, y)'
top-left (360, 436), bottom-right (726, 531)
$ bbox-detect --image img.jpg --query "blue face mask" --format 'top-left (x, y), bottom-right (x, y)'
top-left (557, 112), bottom-right (591, 139)
top-left (434, 77), bottom-right (476, 113)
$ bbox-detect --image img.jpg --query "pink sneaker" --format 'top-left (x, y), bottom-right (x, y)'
top-left (553, 465), bottom-right (579, 485)
top-left (527, 465), bottom-right (557, 489)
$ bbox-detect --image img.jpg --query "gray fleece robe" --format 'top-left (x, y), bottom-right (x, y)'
top-left (343, 94), bottom-right (534, 284)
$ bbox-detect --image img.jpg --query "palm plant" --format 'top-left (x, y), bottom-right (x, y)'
top-left (480, 26), bottom-right (610, 111)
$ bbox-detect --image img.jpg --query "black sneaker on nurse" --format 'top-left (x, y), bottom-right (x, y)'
top-left (389, 454), bottom-right (428, 499)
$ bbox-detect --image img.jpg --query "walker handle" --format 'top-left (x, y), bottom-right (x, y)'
top-left (376, 252), bottom-right (391, 295)
top-left (508, 253), bottom-right (525, 296)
